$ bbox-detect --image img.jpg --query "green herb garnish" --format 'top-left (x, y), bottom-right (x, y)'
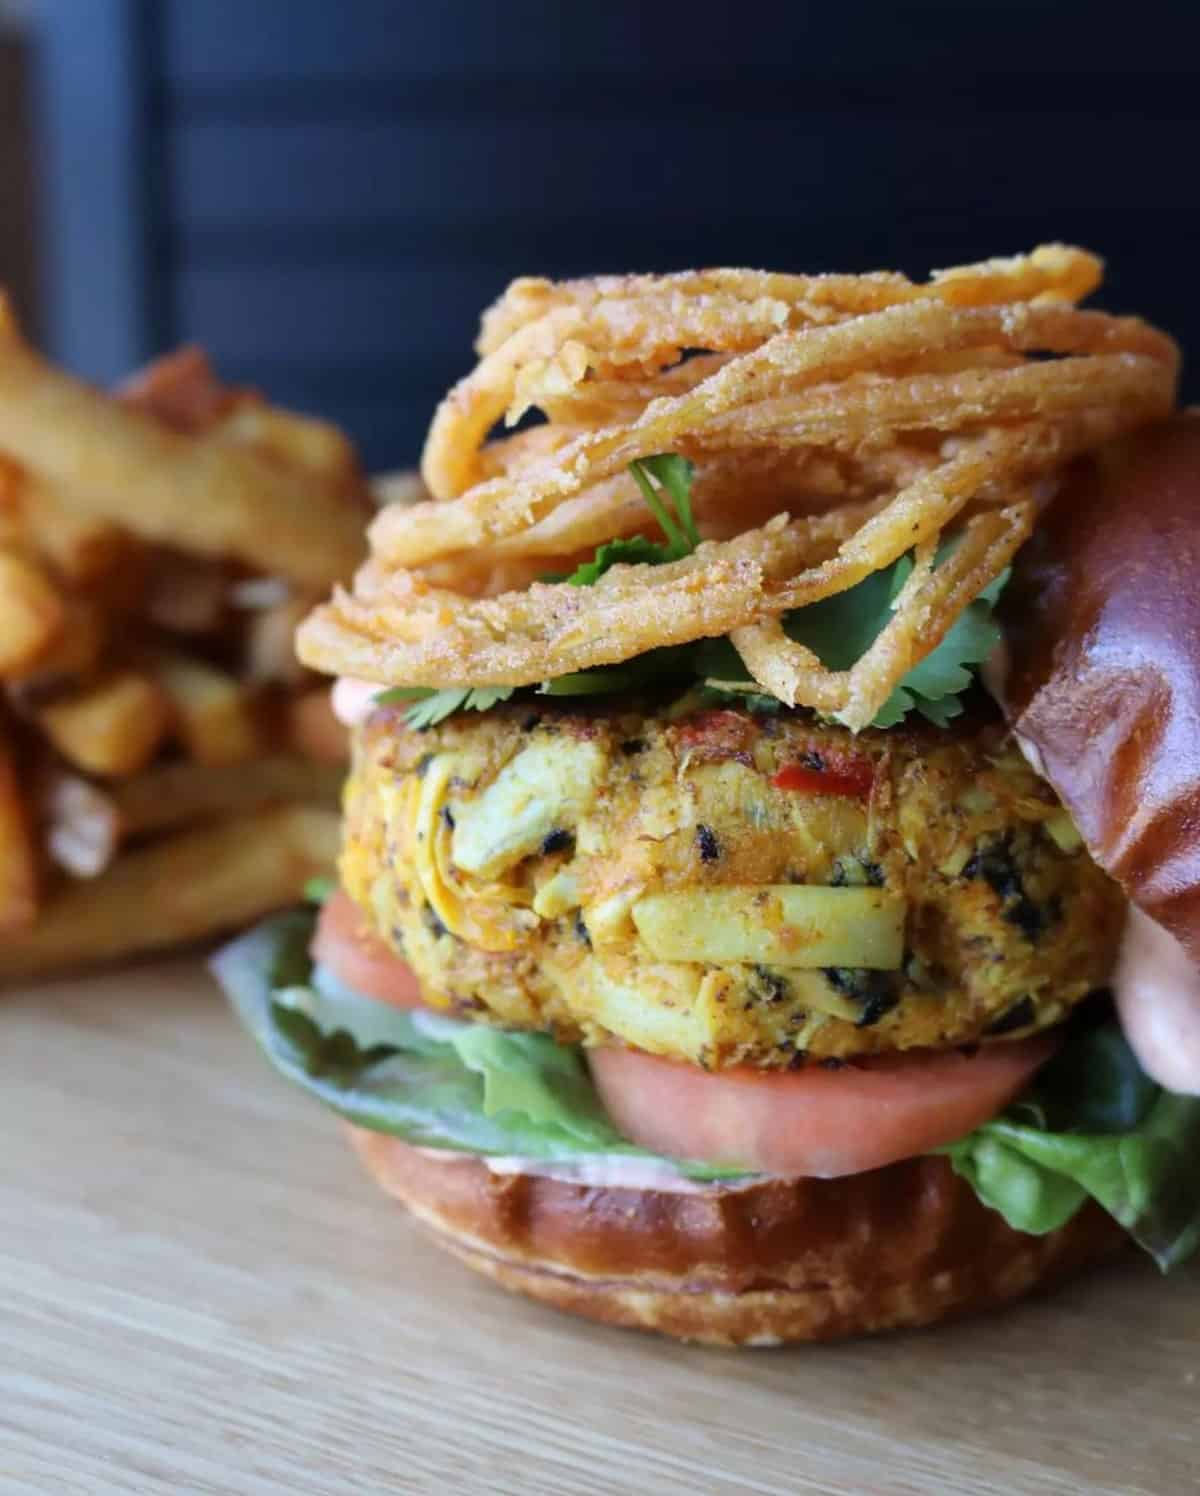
top-left (776, 548), bottom-right (1008, 729)
top-left (373, 455), bottom-right (1008, 732)
top-left (559, 454), bottom-right (700, 586)
top-left (375, 685), bottom-right (517, 731)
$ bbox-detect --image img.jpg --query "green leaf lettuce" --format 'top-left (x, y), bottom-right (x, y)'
top-left (943, 1025), bottom-right (1200, 1269)
top-left (212, 912), bottom-right (742, 1177)
top-left (214, 912), bottom-right (1200, 1272)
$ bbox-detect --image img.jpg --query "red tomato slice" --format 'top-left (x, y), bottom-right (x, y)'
top-left (311, 890), bottom-right (427, 1010)
top-left (588, 1036), bottom-right (1057, 1178)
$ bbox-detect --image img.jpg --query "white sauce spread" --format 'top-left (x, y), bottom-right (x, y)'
top-left (332, 677), bottom-right (383, 728)
top-left (1115, 908), bottom-right (1200, 1096)
top-left (413, 1147), bottom-right (758, 1194)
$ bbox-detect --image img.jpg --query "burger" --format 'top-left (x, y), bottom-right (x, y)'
top-left (214, 247), bottom-right (1200, 1344)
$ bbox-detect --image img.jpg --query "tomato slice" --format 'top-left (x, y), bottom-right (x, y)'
top-left (311, 890), bottom-right (427, 1010)
top-left (588, 1036), bottom-right (1057, 1178)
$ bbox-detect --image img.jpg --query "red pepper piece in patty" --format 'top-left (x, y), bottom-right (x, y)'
top-left (772, 753), bottom-right (874, 798)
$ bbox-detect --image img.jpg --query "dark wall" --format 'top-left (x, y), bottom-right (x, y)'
top-left (0, 34), bottom-right (36, 332)
top-left (35, 0), bottom-right (1200, 470)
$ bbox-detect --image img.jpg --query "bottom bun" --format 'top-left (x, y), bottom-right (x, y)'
top-left (347, 1129), bottom-right (1126, 1346)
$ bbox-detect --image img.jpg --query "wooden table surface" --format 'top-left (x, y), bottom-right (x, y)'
top-left (4, 958), bottom-right (1198, 1496)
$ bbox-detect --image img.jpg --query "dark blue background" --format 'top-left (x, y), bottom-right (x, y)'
top-left (34, 0), bottom-right (1200, 470)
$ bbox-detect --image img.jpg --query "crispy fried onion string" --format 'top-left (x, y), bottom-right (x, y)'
top-left (298, 247), bottom-right (1179, 729)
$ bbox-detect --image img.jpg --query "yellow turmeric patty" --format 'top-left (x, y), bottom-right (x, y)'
top-left (339, 697), bottom-right (1123, 1067)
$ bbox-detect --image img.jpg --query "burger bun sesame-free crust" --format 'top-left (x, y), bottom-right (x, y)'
top-left (348, 1130), bottom-right (1124, 1346)
top-left (1001, 414), bottom-right (1200, 963)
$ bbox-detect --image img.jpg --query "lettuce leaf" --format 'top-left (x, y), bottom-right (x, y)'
top-left (943, 1025), bottom-right (1200, 1270)
top-left (211, 912), bottom-right (744, 1179)
top-left (214, 912), bottom-right (1200, 1271)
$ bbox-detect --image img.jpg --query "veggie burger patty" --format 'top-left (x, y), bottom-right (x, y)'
top-left (341, 696), bottom-right (1121, 1067)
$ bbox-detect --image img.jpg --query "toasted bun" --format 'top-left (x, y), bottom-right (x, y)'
top-left (1001, 414), bottom-right (1200, 963)
top-left (348, 1129), bottom-right (1124, 1345)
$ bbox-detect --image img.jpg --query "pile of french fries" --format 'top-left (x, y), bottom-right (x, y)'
top-left (0, 298), bottom-right (368, 983)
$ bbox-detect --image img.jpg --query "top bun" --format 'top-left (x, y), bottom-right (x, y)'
top-left (1000, 415), bottom-right (1200, 963)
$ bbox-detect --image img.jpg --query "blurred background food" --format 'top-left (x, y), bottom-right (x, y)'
top-left (3, 0), bottom-right (1200, 473)
top-left (0, 326), bottom-right (358, 981)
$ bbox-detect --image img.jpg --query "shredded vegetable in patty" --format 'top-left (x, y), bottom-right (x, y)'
top-left (339, 698), bottom-right (1122, 1067)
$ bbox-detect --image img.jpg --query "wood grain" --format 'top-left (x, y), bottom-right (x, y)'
top-left (2, 958), bottom-right (1197, 1495)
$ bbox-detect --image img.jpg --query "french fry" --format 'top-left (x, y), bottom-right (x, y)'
top-left (0, 455), bottom-right (23, 545)
top-left (19, 474), bottom-right (131, 585)
top-left (119, 348), bottom-right (358, 485)
top-left (6, 595), bottom-right (109, 702)
top-left (0, 321), bottom-right (367, 977)
top-left (0, 805), bottom-right (340, 985)
top-left (0, 550), bottom-right (65, 676)
top-left (109, 755), bottom-right (343, 837)
top-left (285, 686), bottom-right (349, 764)
top-left (215, 400), bottom-right (360, 482)
top-left (154, 653), bottom-right (264, 766)
top-left (37, 670), bottom-right (171, 777)
top-left (33, 678), bottom-right (339, 878)
top-left (0, 724), bottom-right (37, 931)
top-left (40, 756), bottom-right (342, 879)
top-left (117, 345), bottom-right (233, 431)
top-left (0, 319), bottom-right (365, 588)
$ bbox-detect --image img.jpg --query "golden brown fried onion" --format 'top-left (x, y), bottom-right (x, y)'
top-left (298, 247), bottom-right (1179, 729)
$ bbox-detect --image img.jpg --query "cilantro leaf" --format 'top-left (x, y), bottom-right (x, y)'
top-left (634, 454), bottom-right (701, 548)
top-left (374, 685), bottom-right (516, 731)
top-left (539, 666), bottom-right (649, 696)
top-left (778, 552), bottom-right (1008, 729)
top-left (628, 453), bottom-right (700, 556)
top-left (889, 594), bottom-right (1002, 726)
top-left (559, 454), bottom-right (699, 587)
top-left (563, 534), bottom-right (673, 586)
top-left (781, 566), bottom-right (898, 673)
top-left (695, 682), bottom-right (784, 715)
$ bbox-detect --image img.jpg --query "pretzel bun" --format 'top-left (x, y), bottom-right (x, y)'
top-left (348, 1129), bottom-right (1123, 1346)
top-left (1000, 415), bottom-right (1200, 961)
